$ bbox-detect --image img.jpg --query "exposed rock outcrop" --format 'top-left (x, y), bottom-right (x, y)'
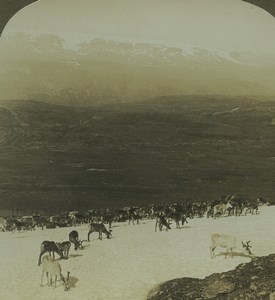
top-left (148, 254), bottom-right (275, 300)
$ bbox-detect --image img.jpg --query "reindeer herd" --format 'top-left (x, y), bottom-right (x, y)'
top-left (0, 195), bottom-right (267, 234)
top-left (38, 222), bottom-right (112, 291)
top-left (0, 195), bottom-right (266, 291)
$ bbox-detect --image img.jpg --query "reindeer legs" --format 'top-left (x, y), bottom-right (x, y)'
top-left (40, 269), bottom-right (51, 287)
top-left (38, 249), bottom-right (47, 266)
top-left (40, 270), bottom-right (45, 287)
top-left (53, 275), bottom-right (57, 288)
top-left (210, 245), bottom-right (216, 259)
top-left (87, 230), bottom-right (93, 242)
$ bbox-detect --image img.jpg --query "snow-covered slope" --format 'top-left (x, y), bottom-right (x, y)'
top-left (0, 205), bottom-right (274, 300)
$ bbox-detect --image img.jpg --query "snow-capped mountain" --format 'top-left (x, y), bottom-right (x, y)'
top-left (0, 36), bottom-right (274, 104)
top-left (77, 39), bottom-right (243, 65)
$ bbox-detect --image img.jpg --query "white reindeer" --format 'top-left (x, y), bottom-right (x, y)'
top-left (40, 255), bottom-right (70, 291)
top-left (210, 233), bottom-right (238, 259)
top-left (210, 233), bottom-right (253, 259)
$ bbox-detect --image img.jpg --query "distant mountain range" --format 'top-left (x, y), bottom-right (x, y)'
top-left (0, 37), bottom-right (274, 104)
top-left (0, 96), bottom-right (275, 210)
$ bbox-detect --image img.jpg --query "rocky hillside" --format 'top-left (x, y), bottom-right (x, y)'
top-left (148, 254), bottom-right (275, 300)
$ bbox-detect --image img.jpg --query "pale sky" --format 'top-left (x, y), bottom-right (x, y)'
top-left (2, 0), bottom-right (275, 53)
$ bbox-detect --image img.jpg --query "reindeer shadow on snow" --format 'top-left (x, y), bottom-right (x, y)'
top-left (67, 275), bottom-right (79, 289)
top-left (215, 251), bottom-right (254, 259)
top-left (79, 243), bottom-right (90, 249)
top-left (110, 224), bottom-right (121, 228)
top-left (14, 235), bottom-right (29, 239)
top-left (68, 253), bottom-right (83, 258)
top-left (179, 225), bottom-right (191, 229)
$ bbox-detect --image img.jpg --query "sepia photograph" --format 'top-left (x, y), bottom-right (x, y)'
top-left (0, 0), bottom-right (275, 299)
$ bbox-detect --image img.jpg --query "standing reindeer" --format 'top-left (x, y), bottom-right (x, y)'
top-left (155, 215), bottom-right (171, 232)
top-left (167, 212), bottom-right (188, 229)
top-left (210, 233), bottom-right (253, 259)
top-left (69, 230), bottom-right (83, 250)
top-left (57, 241), bottom-right (71, 259)
top-left (128, 213), bottom-right (141, 225)
top-left (210, 233), bottom-right (237, 258)
top-left (87, 223), bottom-right (112, 241)
top-left (40, 255), bottom-right (70, 291)
top-left (38, 241), bottom-right (64, 266)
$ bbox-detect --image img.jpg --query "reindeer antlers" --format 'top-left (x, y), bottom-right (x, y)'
top-left (242, 241), bottom-right (252, 255)
top-left (242, 241), bottom-right (252, 248)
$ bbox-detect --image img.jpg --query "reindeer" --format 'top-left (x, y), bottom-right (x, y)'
top-left (57, 241), bottom-right (71, 259)
top-left (69, 230), bottom-right (83, 250)
top-left (40, 255), bottom-right (70, 291)
top-left (243, 202), bottom-right (259, 216)
top-left (213, 204), bottom-right (227, 218)
top-left (101, 213), bottom-right (114, 229)
top-left (210, 233), bottom-right (237, 259)
top-left (0, 221), bottom-right (6, 232)
top-left (210, 233), bottom-right (253, 259)
top-left (155, 215), bottom-right (171, 232)
top-left (167, 212), bottom-right (188, 229)
top-left (87, 223), bottom-right (112, 241)
top-left (21, 216), bottom-right (36, 231)
top-left (128, 213), bottom-right (141, 225)
top-left (9, 219), bottom-right (24, 233)
top-left (38, 241), bottom-right (64, 266)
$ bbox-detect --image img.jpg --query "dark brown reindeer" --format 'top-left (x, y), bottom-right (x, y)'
top-left (88, 223), bottom-right (112, 241)
top-left (167, 212), bottom-right (188, 229)
top-left (38, 241), bottom-right (64, 266)
top-left (155, 215), bottom-right (171, 232)
top-left (69, 230), bottom-right (84, 250)
top-left (128, 213), bottom-right (141, 225)
top-left (57, 241), bottom-right (71, 259)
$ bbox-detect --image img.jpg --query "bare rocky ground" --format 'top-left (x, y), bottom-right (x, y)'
top-left (148, 253), bottom-right (275, 300)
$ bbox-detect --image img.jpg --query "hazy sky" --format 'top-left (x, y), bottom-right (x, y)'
top-left (2, 0), bottom-right (275, 53)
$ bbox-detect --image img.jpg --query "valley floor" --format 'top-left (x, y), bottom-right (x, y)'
top-left (0, 206), bottom-right (275, 300)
